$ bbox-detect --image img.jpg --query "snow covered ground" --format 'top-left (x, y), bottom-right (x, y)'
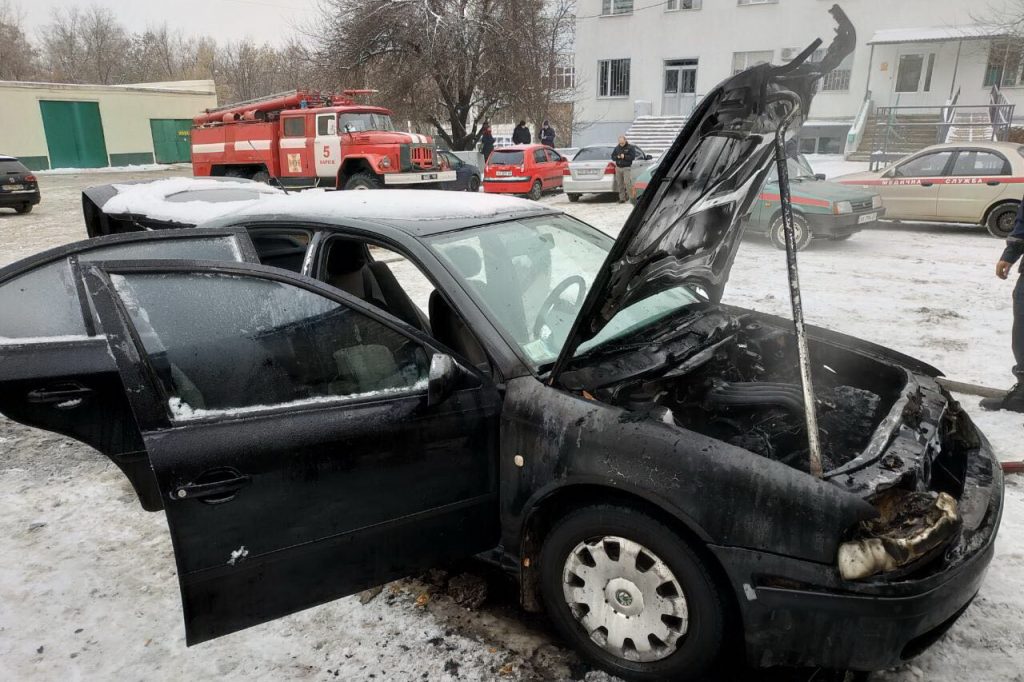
top-left (1, 167), bottom-right (1022, 682)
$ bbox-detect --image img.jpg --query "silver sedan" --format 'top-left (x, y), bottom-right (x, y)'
top-left (563, 144), bottom-right (656, 201)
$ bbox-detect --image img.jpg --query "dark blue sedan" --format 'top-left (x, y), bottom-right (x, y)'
top-left (436, 149), bottom-right (481, 192)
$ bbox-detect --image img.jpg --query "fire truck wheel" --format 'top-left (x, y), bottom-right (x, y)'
top-left (344, 172), bottom-right (384, 191)
top-left (252, 170), bottom-right (271, 184)
top-left (527, 180), bottom-right (543, 201)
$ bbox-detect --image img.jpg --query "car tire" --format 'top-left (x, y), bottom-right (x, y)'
top-left (15, 203), bottom-right (32, 214)
top-left (251, 169), bottom-right (272, 184)
top-left (344, 172), bottom-right (384, 191)
top-left (467, 176), bottom-right (481, 193)
top-left (567, 193), bottom-right (580, 203)
top-left (528, 180), bottom-right (543, 201)
top-left (539, 505), bottom-right (726, 682)
top-left (986, 203), bottom-right (1018, 239)
top-left (768, 213), bottom-right (812, 251)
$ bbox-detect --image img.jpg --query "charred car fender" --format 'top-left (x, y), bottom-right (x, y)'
top-left (500, 378), bottom-right (877, 572)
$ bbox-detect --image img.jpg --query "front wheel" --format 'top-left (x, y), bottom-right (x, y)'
top-left (344, 172), bottom-right (384, 190)
top-left (527, 179), bottom-right (543, 201)
top-left (539, 505), bottom-right (726, 681)
top-left (768, 213), bottom-right (812, 251)
top-left (986, 203), bottom-right (1018, 239)
top-left (15, 203), bottom-right (33, 214)
top-left (567, 193), bottom-right (580, 203)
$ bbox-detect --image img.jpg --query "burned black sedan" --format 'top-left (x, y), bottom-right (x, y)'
top-left (0, 8), bottom-right (1003, 681)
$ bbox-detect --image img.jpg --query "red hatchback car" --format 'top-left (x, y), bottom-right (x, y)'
top-left (483, 144), bottom-right (568, 200)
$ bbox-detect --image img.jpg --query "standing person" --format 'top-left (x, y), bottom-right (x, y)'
top-left (983, 200), bottom-right (1024, 412)
top-left (512, 120), bottom-right (531, 145)
top-left (611, 135), bottom-right (637, 203)
top-left (480, 121), bottom-right (495, 163)
top-left (540, 120), bottom-right (556, 148)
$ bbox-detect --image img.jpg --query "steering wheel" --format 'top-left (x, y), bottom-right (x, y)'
top-left (532, 275), bottom-right (587, 341)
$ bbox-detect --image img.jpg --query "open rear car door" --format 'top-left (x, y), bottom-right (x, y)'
top-left (0, 228), bottom-right (260, 510)
top-left (73, 258), bottom-right (501, 644)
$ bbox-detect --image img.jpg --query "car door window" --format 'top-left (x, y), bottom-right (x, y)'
top-left (108, 270), bottom-right (429, 420)
top-left (951, 150), bottom-right (1009, 176)
top-left (547, 149), bottom-right (563, 163)
top-left (533, 149), bottom-right (547, 164)
top-left (894, 152), bottom-right (953, 178)
top-left (0, 235), bottom-right (251, 340)
top-left (249, 229), bottom-right (313, 273)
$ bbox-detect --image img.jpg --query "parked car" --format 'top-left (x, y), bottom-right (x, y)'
top-left (563, 144), bottom-right (655, 202)
top-left (835, 141), bottom-right (1024, 237)
top-left (0, 155), bottom-right (41, 214)
top-left (436, 149), bottom-right (482, 192)
top-left (0, 10), bottom-right (1003, 681)
top-left (82, 177), bottom-right (284, 236)
top-left (483, 144), bottom-right (568, 200)
top-left (633, 154), bottom-right (883, 250)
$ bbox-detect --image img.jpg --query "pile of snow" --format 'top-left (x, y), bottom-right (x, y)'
top-left (38, 163), bottom-right (189, 176)
top-left (100, 177), bottom-right (283, 225)
top-left (804, 154), bottom-right (870, 180)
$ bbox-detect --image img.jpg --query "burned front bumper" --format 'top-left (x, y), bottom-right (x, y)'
top-left (711, 405), bottom-right (1003, 671)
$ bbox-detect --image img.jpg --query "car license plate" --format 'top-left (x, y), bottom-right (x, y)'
top-left (497, 170), bottom-right (512, 177)
top-left (578, 169), bottom-right (600, 176)
top-left (421, 173), bottom-right (438, 180)
top-left (857, 212), bottom-right (877, 224)
top-left (3, 184), bottom-right (24, 191)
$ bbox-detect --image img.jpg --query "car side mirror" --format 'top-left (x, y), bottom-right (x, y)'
top-left (814, 173), bottom-right (826, 181)
top-left (427, 354), bottom-right (461, 406)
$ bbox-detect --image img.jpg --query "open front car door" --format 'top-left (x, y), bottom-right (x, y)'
top-left (76, 259), bottom-right (501, 644)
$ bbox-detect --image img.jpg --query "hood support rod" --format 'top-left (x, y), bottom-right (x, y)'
top-left (773, 101), bottom-right (824, 478)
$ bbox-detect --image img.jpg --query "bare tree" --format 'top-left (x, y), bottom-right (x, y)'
top-left (40, 6), bottom-right (130, 84)
top-left (0, 1), bottom-right (39, 81)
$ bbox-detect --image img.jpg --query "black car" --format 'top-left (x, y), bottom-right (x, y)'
top-left (0, 9), bottom-right (1004, 681)
top-left (436, 149), bottom-right (482, 192)
top-left (0, 155), bottom-right (41, 214)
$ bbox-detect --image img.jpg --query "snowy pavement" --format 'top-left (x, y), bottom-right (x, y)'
top-left (1, 166), bottom-right (1023, 681)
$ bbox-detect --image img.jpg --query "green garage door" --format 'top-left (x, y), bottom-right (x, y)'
top-left (150, 119), bottom-right (193, 164)
top-left (39, 100), bottom-right (108, 169)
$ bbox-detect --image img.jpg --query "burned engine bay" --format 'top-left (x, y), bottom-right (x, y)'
top-left (563, 307), bottom-right (907, 476)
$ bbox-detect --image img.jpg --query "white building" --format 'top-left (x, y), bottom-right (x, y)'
top-left (572, 0), bottom-right (1024, 154)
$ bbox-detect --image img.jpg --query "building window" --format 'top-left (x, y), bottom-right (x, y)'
top-left (732, 50), bottom-right (773, 75)
top-left (781, 48), bottom-right (853, 91)
top-left (601, 0), bottom-right (633, 15)
top-left (599, 58), bottom-right (631, 97)
top-left (666, 0), bottom-right (702, 9)
top-left (738, 0), bottom-right (777, 5)
top-left (985, 38), bottom-right (1024, 87)
top-left (554, 66), bottom-right (576, 90)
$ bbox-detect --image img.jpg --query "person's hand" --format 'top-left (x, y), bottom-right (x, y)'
top-left (997, 260), bottom-right (1013, 279)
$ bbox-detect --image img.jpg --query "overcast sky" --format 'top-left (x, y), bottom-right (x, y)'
top-left (17, 0), bottom-right (321, 44)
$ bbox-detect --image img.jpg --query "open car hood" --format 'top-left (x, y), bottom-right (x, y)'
top-left (551, 4), bottom-right (855, 380)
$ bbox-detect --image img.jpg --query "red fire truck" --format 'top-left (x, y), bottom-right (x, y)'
top-left (190, 90), bottom-right (455, 190)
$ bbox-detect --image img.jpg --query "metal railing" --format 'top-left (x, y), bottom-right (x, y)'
top-left (868, 98), bottom-right (1016, 170)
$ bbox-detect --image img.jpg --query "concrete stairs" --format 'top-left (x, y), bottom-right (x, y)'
top-left (847, 113), bottom-right (943, 162)
top-left (624, 115), bottom-right (688, 156)
top-left (946, 110), bottom-right (993, 143)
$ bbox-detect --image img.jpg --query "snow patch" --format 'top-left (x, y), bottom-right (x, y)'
top-left (38, 163), bottom-right (188, 176)
top-left (227, 546), bottom-right (249, 566)
top-left (100, 177), bottom-right (284, 225)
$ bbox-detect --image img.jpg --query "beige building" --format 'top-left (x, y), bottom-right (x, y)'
top-left (0, 80), bottom-right (217, 171)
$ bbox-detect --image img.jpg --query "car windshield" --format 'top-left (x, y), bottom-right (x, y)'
top-left (489, 150), bottom-right (524, 165)
top-left (768, 156), bottom-right (817, 182)
top-left (429, 215), bottom-right (699, 370)
top-left (338, 112), bottom-right (394, 132)
top-left (574, 146), bottom-right (615, 161)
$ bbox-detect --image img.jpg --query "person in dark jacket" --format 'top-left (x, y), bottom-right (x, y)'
top-left (611, 135), bottom-right (638, 203)
top-left (480, 121), bottom-right (495, 162)
top-left (983, 199), bottom-right (1024, 411)
top-left (540, 120), bottom-right (556, 147)
top-left (512, 121), bottom-right (531, 145)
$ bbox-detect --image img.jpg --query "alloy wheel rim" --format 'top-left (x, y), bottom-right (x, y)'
top-left (1000, 212), bottom-right (1014, 232)
top-left (562, 536), bottom-right (688, 662)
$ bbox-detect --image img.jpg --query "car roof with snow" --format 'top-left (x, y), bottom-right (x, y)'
top-left (202, 189), bottom-right (556, 235)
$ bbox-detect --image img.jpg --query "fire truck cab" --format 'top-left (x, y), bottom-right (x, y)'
top-left (191, 90), bottom-right (455, 190)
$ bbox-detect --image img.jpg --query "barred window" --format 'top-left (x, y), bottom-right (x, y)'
top-left (985, 38), bottom-right (1024, 87)
top-left (666, 0), bottom-right (702, 9)
top-left (599, 59), bottom-right (631, 97)
top-left (780, 48), bottom-right (853, 91)
top-left (601, 0), bottom-right (633, 15)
